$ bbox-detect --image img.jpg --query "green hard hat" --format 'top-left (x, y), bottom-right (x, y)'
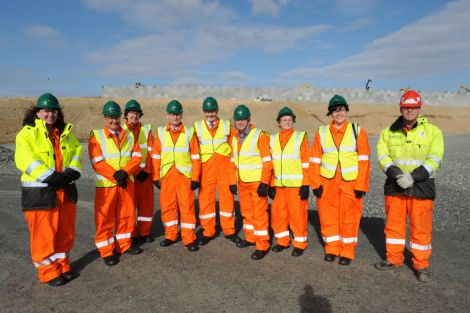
top-left (202, 96), bottom-right (218, 112)
top-left (233, 104), bottom-right (251, 121)
top-left (166, 99), bottom-right (183, 114)
top-left (328, 95), bottom-right (349, 112)
top-left (124, 99), bottom-right (142, 113)
top-left (102, 101), bottom-right (122, 117)
top-left (277, 106), bottom-right (296, 121)
top-left (36, 93), bottom-right (61, 110)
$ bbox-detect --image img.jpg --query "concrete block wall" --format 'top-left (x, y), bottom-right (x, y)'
top-left (102, 85), bottom-right (470, 106)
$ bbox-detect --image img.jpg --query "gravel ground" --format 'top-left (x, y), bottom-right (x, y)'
top-left (0, 135), bottom-right (469, 313)
top-left (2, 134), bottom-right (468, 231)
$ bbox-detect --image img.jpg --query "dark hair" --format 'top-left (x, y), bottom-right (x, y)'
top-left (326, 105), bottom-right (349, 116)
top-left (23, 105), bottom-right (66, 133)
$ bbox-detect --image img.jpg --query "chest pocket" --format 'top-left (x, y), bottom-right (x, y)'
top-left (388, 135), bottom-right (405, 158)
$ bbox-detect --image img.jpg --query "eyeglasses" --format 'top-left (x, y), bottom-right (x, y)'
top-left (332, 107), bottom-right (346, 113)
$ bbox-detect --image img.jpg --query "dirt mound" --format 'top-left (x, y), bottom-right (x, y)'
top-left (2, 97), bottom-right (470, 143)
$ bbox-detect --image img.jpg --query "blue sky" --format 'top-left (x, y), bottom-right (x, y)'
top-left (1, 0), bottom-right (469, 96)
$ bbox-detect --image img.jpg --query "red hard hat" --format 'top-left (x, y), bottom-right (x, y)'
top-left (400, 90), bottom-right (422, 108)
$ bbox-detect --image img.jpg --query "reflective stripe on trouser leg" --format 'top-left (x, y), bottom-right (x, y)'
top-left (317, 178), bottom-right (341, 256)
top-left (287, 187), bottom-right (308, 250)
top-left (94, 187), bottom-right (120, 257)
top-left (175, 170), bottom-right (197, 245)
top-left (216, 156), bottom-right (235, 236)
top-left (55, 189), bottom-right (76, 273)
top-left (271, 187), bottom-right (291, 247)
top-left (384, 195), bottom-right (407, 266)
top-left (238, 182), bottom-right (256, 244)
top-left (160, 168), bottom-right (181, 242)
top-left (134, 177), bottom-right (155, 237)
top-left (198, 160), bottom-right (217, 237)
top-left (114, 181), bottom-right (136, 254)
top-left (251, 184), bottom-right (270, 251)
top-left (409, 197), bottom-right (434, 270)
top-left (24, 207), bottom-right (63, 283)
top-left (339, 191), bottom-right (363, 259)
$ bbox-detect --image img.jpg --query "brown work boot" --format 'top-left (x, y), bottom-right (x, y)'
top-left (375, 260), bottom-right (402, 271)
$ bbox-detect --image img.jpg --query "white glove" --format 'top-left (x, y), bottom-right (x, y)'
top-left (396, 172), bottom-right (414, 189)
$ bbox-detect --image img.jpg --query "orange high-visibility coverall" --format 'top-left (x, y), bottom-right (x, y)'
top-left (126, 122), bottom-right (155, 238)
top-left (89, 128), bottom-right (142, 257)
top-left (230, 125), bottom-right (272, 251)
top-left (196, 119), bottom-right (235, 238)
top-left (23, 128), bottom-right (78, 283)
top-left (271, 129), bottom-right (310, 250)
top-left (310, 121), bottom-right (370, 259)
top-left (151, 123), bottom-right (201, 245)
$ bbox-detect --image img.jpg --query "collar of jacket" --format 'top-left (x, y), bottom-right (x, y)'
top-left (390, 115), bottom-right (427, 132)
top-left (31, 118), bottom-right (72, 137)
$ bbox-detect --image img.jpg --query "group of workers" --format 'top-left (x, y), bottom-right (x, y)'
top-left (14, 90), bottom-right (444, 287)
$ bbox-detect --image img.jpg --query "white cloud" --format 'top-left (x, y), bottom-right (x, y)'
top-left (85, 0), bottom-right (329, 79)
top-left (334, 0), bottom-right (376, 16)
top-left (82, 0), bottom-right (235, 30)
top-left (23, 24), bottom-right (68, 48)
top-left (282, 0), bottom-right (470, 83)
top-left (341, 17), bottom-right (376, 32)
top-left (249, 0), bottom-right (291, 16)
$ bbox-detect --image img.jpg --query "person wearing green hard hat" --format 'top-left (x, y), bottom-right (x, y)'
top-left (122, 99), bottom-right (155, 245)
top-left (193, 97), bottom-right (241, 246)
top-left (15, 93), bottom-right (83, 286)
top-left (229, 104), bottom-right (273, 260)
top-left (150, 99), bottom-right (201, 252)
top-left (310, 95), bottom-right (371, 266)
top-left (269, 106), bottom-right (310, 257)
top-left (89, 100), bottom-right (144, 266)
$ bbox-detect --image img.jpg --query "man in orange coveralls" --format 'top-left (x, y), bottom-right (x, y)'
top-left (230, 104), bottom-right (273, 260)
top-left (194, 96), bottom-right (241, 246)
top-left (269, 107), bottom-right (310, 257)
top-left (151, 100), bottom-right (201, 252)
top-left (123, 99), bottom-right (155, 244)
top-left (310, 95), bottom-right (370, 265)
top-left (89, 101), bottom-right (143, 266)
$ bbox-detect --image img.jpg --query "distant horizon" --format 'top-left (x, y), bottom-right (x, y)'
top-left (1, 1), bottom-right (469, 97)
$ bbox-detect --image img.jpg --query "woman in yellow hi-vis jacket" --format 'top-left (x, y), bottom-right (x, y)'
top-left (310, 95), bottom-right (370, 266)
top-left (269, 107), bottom-right (310, 257)
top-left (15, 93), bottom-right (82, 286)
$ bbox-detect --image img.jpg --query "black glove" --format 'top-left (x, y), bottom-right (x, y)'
top-left (135, 170), bottom-right (149, 182)
top-left (312, 185), bottom-right (323, 198)
top-left (113, 170), bottom-right (128, 188)
top-left (299, 185), bottom-right (310, 200)
top-left (354, 190), bottom-right (366, 198)
top-left (64, 183), bottom-right (78, 203)
top-left (190, 181), bottom-right (200, 191)
top-left (268, 187), bottom-right (276, 200)
top-left (44, 171), bottom-right (69, 188)
top-left (229, 184), bottom-right (237, 195)
top-left (154, 180), bottom-right (161, 189)
top-left (113, 170), bottom-right (128, 183)
top-left (257, 183), bottom-right (268, 198)
top-left (62, 168), bottom-right (81, 181)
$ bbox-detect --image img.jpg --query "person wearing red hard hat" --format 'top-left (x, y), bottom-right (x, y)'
top-left (375, 90), bottom-right (444, 282)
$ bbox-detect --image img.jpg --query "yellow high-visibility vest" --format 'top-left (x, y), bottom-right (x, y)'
top-left (15, 119), bottom-right (83, 187)
top-left (124, 123), bottom-right (152, 169)
top-left (157, 125), bottom-right (194, 179)
top-left (231, 128), bottom-right (263, 183)
top-left (194, 119), bottom-right (231, 162)
top-left (319, 123), bottom-right (359, 181)
top-left (92, 129), bottom-right (135, 187)
top-left (270, 131), bottom-right (305, 187)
